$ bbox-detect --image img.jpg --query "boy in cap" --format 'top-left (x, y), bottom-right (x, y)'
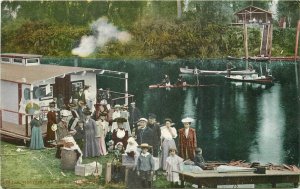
top-left (137, 143), bottom-right (155, 188)
top-left (178, 117), bottom-right (197, 160)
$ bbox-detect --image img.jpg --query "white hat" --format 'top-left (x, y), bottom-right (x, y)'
top-left (181, 117), bottom-right (194, 123)
top-left (138, 118), bottom-right (148, 123)
top-left (62, 136), bottom-right (76, 143)
top-left (114, 104), bottom-right (121, 108)
top-left (61, 110), bottom-right (69, 117)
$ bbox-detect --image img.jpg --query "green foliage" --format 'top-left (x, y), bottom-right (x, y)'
top-left (2, 21), bottom-right (88, 56)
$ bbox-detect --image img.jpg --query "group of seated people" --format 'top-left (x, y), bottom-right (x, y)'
top-left (160, 74), bottom-right (187, 86)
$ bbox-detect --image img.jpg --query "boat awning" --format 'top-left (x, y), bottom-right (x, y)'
top-left (0, 63), bottom-right (121, 85)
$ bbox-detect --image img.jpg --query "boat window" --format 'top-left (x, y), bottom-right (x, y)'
top-left (26, 58), bottom-right (39, 64)
top-left (1, 57), bottom-right (10, 63)
top-left (13, 58), bottom-right (23, 64)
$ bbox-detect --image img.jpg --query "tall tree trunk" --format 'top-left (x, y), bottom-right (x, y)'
top-left (177, 0), bottom-right (182, 19)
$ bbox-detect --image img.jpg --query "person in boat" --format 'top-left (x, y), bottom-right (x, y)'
top-left (227, 63), bottom-right (232, 77)
top-left (248, 64), bottom-right (254, 71)
top-left (175, 76), bottom-right (186, 86)
top-left (161, 74), bottom-right (171, 86)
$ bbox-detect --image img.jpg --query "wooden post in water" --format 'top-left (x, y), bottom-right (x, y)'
top-left (243, 23), bottom-right (249, 69)
top-left (295, 20), bottom-right (300, 89)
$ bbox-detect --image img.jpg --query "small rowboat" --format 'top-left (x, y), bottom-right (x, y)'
top-left (180, 67), bottom-right (256, 75)
top-left (149, 84), bottom-right (218, 89)
top-left (225, 74), bottom-right (273, 84)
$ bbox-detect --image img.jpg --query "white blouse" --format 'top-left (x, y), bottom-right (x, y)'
top-left (161, 126), bottom-right (177, 140)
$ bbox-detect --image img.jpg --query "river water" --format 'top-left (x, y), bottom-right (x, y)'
top-left (44, 58), bottom-right (300, 165)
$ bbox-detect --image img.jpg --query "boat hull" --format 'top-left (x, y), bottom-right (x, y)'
top-left (225, 75), bottom-right (273, 84)
top-left (149, 84), bottom-right (217, 89)
top-left (180, 67), bottom-right (256, 75)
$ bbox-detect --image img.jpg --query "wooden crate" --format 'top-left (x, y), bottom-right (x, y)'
top-left (75, 161), bottom-right (102, 176)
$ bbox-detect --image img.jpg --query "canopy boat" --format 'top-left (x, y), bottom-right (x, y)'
top-left (225, 74), bottom-right (273, 84)
top-left (179, 67), bottom-right (256, 75)
top-left (149, 83), bottom-right (218, 89)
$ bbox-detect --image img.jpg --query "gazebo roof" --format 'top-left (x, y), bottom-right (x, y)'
top-left (234, 5), bottom-right (272, 15)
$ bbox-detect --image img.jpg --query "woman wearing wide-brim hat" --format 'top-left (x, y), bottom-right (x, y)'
top-left (160, 118), bottom-right (178, 171)
top-left (112, 117), bottom-right (129, 149)
top-left (46, 102), bottom-right (57, 146)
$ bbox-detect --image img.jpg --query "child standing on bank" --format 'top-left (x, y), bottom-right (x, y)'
top-left (136, 143), bottom-right (155, 188)
top-left (165, 148), bottom-right (184, 187)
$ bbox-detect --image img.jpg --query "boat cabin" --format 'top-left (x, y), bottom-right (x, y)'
top-left (0, 53), bottom-right (131, 141)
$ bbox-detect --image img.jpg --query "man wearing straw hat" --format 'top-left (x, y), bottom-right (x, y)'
top-left (178, 117), bottom-right (197, 160)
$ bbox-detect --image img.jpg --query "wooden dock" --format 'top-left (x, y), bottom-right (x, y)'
top-left (178, 170), bottom-right (300, 188)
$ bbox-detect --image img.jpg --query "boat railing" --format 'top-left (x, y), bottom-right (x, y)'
top-left (97, 89), bottom-right (134, 106)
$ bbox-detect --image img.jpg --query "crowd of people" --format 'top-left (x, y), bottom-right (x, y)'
top-left (29, 86), bottom-right (205, 188)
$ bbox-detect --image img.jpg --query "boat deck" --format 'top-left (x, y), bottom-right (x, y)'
top-left (1, 121), bottom-right (47, 141)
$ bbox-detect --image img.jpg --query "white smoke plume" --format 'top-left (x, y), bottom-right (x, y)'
top-left (72, 17), bottom-right (131, 57)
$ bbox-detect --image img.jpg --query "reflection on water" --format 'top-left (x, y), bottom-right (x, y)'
top-left (249, 85), bottom-right (284, 164)
top-left (182, 89), bottom-right (196, 128)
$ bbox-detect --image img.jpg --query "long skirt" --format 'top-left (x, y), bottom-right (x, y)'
top-left (161, 139), bottom-right (176, 170)
top-left (99, 137), bottom-right (108, 155)
top-left (30, 126), bottom-right (45, 150)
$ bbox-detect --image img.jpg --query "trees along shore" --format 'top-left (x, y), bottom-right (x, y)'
top-left (1, 20), bottom-right (296, 59)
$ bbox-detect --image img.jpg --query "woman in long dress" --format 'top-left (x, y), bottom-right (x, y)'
top-left (95, 113), bottom-right (109, 155)
top-left (46, 102), bottom-right (56, 145)
top-left (83, 109), bottom-right (101, 158)
top-left (30, 111), bottom-right (44, 150)
top-left (160, 118), bottom-right (177, 170)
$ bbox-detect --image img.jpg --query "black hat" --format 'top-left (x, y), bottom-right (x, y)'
top-left (68, 103), bottom-right (78, 109)
top-left (113, 117), bottom-right (127, 123)
top-left (148, 113), bottom-right (157, 119)
top-left (83, 108), bottom-right (92, 115)
top-left (164, 118), bottom-right (173, 123)
top-left (49, 101), bottom-right (56, 107)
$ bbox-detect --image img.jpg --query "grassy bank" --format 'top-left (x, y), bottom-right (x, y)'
top-left (1, 141), bottom-right (297, 188)
top-left (0, 141), bottom-right (171, 189)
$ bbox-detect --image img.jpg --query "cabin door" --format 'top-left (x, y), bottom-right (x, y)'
top-left (53, 75), bottom-right (71, 107)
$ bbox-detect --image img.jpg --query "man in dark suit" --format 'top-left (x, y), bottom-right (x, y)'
top-left (136, 118), bottom-right (154, 151)
top-left (147, 113), bottom-right (161, 157)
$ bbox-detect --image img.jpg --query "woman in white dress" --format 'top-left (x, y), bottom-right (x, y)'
top-left (160, 118), bottom-right (177, 170)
